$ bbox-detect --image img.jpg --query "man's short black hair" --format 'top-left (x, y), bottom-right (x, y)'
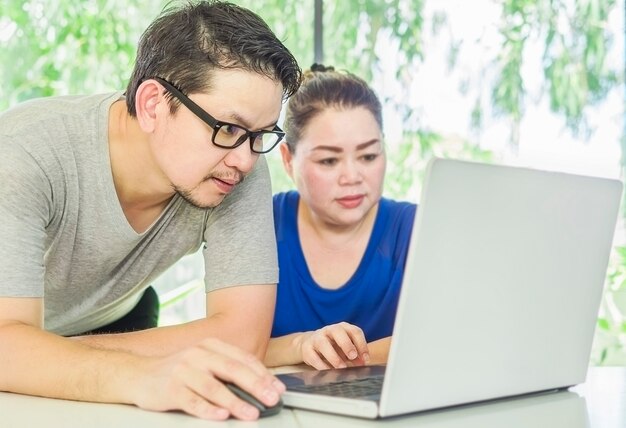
top-left (126, 0), bottom-right (301, 116)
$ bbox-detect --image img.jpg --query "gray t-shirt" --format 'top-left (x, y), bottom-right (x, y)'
top-left (0, 92), bottom-right (278, 336)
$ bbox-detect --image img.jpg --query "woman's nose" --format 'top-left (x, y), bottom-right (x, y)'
top-left (339, 159), bottom-right (363, 184)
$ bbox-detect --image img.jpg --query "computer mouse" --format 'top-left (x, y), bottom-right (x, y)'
top-left (224, 382), bottom-right (283, 417)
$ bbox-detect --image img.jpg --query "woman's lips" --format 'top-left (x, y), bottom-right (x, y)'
top-left (336, 194), bottom-right (364, 208)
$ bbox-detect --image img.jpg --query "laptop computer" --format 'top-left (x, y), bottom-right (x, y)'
top-left (276, 157), bottom-right (622, 419)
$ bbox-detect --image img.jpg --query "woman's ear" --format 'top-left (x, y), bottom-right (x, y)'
top-left (280, 141), bottom-right (294, 179)
top-left (134, 79), bottom-right (164, 133)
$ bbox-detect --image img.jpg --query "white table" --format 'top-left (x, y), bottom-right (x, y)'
top-left (1, 367), bottom-right (624, 428)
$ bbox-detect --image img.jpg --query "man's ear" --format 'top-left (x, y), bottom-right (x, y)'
top-left (134, 79), bottom-right (165, 133)
top-left (280, 141), bottom-right (294, 179)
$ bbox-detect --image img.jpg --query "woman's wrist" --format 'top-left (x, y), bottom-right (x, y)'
top-left (291, 331), bottom-right (312, 364)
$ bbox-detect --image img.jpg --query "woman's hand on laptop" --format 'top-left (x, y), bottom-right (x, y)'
top-left (298, 322), bottom-right (370, 370)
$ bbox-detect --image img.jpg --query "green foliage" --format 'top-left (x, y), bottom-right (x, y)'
top-left (158, 279), bottom-right (204, 308)
top-left (492, 0), bottom-right (620, 145)
top-left (323, 0), bottom-right (424, 80)
top-left (231, 0), bottom-right (315, 69)
top-left (385, 131), bottom-right (495, 201)
top-left (593, 245), bottom-right (626, 365)
top-left (0, 0), bottom-right (167, 110)
top-left (233, 0), bottom-right (424, 80)
top-left (266, 151), bottom-right (296, 194)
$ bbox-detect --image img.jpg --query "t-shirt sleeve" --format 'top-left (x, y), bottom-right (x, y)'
top-left (202, 156), bottom-right (278, 291)
top-left (0, 139), bottom-right (51, 297)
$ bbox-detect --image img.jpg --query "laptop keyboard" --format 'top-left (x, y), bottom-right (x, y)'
top-left (289, 376), bottom-right (384, 399)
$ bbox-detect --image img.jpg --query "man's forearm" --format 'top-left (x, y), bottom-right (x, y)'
top-left (0, 321), bottom-right (286, 420)
top-left (0, 322), bottom-right (143, 403)
top-left (76, 285), bottom-right (276, 360)
top-left (75, 316), bottom-right (270, 359)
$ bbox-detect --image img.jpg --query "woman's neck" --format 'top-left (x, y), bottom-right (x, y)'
top-left (297, 199), bottom-right (379, 252)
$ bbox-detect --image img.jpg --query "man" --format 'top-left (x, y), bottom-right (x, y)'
top-left (0, 0), bottom-right (301, 421)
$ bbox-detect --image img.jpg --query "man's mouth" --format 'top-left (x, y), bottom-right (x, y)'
top-left (211, 176), bottom-right (241, 194)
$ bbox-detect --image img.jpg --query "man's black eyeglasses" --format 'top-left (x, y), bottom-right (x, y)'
top-left (153, 77), bottom-right (285, 154)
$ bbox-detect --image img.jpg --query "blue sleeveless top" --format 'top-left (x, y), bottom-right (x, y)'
top-left (271, 191), bottom-right (417, 341)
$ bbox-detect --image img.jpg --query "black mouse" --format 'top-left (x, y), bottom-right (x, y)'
top-left (224, 382), bottom-right (283, 417)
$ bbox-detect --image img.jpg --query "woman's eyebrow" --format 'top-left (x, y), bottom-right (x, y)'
top-left (312, 139), bottom-right (381, 153)
top-left (356, 139), bottom-right (381, 150)
top-left (311, 145), bottom-right (342, 153)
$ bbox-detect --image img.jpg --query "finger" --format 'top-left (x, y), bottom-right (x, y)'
top-left (177, 344), bottom-right (275, 389)
top-left (198, 338), bottom-right (270, 378)
top-left (328, 326), bottom-right (361, 362)
top-left (176, 385), bottom-right (230, 420)
top-left (215, 367), bottom-right (283, 409)
top-left (302, 342), bottom-right (332, 370)
top-left (315, 336), bottom-right (349, 369)
top-left (328, 322), bottom-right (370, 364)
top-left (177, 360), bottom-right (269, 421)
top-left (220, 383), bottom-right (265, 421)
top-left (174, 339), bottom-right (283, 411)
top-left (199, 337), bottom-right (285, 388)
top-left (324, 323), bottom-right (369, 364)
top-left (345, 325), bottom-right (370, 363)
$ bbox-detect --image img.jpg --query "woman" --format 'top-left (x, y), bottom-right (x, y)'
top-left (265, 65), bottom-right (417, 370)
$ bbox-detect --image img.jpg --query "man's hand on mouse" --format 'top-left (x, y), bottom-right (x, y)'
top-left (129, 337), bottom-right (285, 420)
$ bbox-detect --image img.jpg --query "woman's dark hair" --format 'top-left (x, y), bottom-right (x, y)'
top-left (125, 0), bottom-right (302, 116)
top-left (283, 63), bottom-right (383, 152)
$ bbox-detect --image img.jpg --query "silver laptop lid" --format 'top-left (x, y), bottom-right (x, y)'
top-left (380, 158), bottom-right (622, 416)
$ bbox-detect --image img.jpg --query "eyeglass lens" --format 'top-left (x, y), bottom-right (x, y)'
top-left (214, 125), bottom-right (281, 154)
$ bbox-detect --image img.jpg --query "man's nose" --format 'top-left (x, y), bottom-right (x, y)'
top-left (223, 139), bottom-right (258, 174)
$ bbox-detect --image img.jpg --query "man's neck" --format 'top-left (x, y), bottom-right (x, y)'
top-left (107, 100), bottom-right (174, 232)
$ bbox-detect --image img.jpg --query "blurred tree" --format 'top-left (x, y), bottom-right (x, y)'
top-left (2, 0), bottom-right (620, 163)
top-left (232, 0), bottom-right (424, 80)
top-left (232, 0), bottom-right (621, 187)
top-left (489, 0), bottom-right (620, 154)
top-left (0, 0), bottom-right (164, 109)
